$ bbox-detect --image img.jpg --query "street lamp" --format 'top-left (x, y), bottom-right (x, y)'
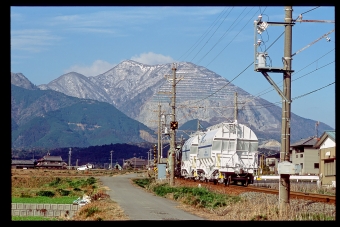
top-left (110, 150), bottom-right (114, 170)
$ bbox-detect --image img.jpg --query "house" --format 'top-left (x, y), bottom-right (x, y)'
top-left (36, 153), bottom-right (67, 169)
top-left (314, 130), bottom-right (336, 187)
top-left (265, 153), bottom-right (280, 174)
top-left (123, 157), bottom-right (149, 169)
top-left (111, 162), bottom-right (122, 170)
top-left (290, 136), bottom-right (319, 175)
top-left (11, 159), bottom-right (36, 169)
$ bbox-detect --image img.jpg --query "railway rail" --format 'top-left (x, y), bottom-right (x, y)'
top-left (175, 178), bottom-right (335, 205)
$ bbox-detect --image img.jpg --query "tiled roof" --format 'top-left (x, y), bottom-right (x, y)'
top-left (12, 160), bottom-right (35, 165)
top-left (39, 156), bottom-right (63, 161)
top-left (291, 136), bottom-right (318, 147)
top-left (124, 157), bottom-right (148, 166)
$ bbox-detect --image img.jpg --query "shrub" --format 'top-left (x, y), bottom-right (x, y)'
top-left (36, 190), bottom-right (55, 197)
top-left (49, 177), bottom-right (62, 187)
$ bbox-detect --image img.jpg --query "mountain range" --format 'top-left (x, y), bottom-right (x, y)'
top-left (11, 60), bottom-right (334, 149)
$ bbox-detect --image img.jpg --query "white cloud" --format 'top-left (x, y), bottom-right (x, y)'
top-left (131, 52), bottom-right (175, 65)
top-left (11, 29), bottom-right (61, 53)
top-left (64, 60), bottom-right (116, 77)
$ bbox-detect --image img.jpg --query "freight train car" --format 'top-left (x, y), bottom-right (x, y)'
top-left (180, 120), bottom-right (258, 186)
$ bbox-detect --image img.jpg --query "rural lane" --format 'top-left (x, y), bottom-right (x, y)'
top-left (99, 173), bottom-right (206, 220)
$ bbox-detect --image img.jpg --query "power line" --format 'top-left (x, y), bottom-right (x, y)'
top-left (204, 7), bottom-right (260, 67)
top-left (190, 7), bottom-right (235, 62)
top-left (240, 81), bottom-right (335, 111)
top-left (178, 26), bottom-right (285, 109)
top-left (178, 7), bottom-right (231, 61)
top-left (195, 7), bottom-right (250, 64)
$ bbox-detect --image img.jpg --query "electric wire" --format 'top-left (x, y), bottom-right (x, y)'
top-left (178, 29), bottom-right (285, 110)
top-left (189, 7), bottom-right (234, 62)
top-left (293, 6), bottom-right (320, 21)
top-left (178, 7), bottom-right (230, 61)
top-left (153, 6), bottom-right (333, 126)
top-left (243, 81), bottom-right (335, 111)
top-left (204, 7), bottom-right (260, 67)
top-left (195, 7), bottom-right (250, 64)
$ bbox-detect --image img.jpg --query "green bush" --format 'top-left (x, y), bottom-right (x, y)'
top-left (69, 177), bottom-right (97, 188)
top-left (133, 178), bottom-right (154, 188)
top-left (86, 177), bottom-right (96, 185)
top-left (49, 177), bottom-right (62, 187)
top-left (36, 190), bottom-right (55, 197)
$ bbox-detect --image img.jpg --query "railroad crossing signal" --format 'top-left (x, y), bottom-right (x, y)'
top-left (170, 121), bottom-right (178, 130)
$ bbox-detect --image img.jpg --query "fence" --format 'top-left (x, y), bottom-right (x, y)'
top-left (11, 203), bottom-right (80, 218)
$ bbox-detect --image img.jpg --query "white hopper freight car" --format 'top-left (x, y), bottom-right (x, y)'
top-left (180, 120), bottom-right (259, 186)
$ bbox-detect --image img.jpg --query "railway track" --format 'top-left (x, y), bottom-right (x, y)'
top-left (175, 178), bottom-right (335, 205)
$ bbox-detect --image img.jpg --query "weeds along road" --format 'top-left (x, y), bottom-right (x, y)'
top-left (99, 173), bottom-right (206, 220)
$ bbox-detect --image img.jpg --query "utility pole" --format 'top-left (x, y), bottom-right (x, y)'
top-left (147, 149), bottom-right (151, 168)
top-left (110, 150), bottom-right (113, 170)
top-left (158, 103), bottom-right (161, 163)
top-left (234, 92), bottom-right (238, 121)
top-left (254, 6), bottom-right (294, 211)
top-left (279, 5), bottom-right (293, 211)
top-left (169, 63), bottom-right (177, 186)
top-left (68, 148), bottom-right (72, 169)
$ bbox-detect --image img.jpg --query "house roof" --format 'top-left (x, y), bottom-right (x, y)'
top-left (38, 155), bottom-right (63, 162)
top-left (124, 157), bottom-right (148, 166)
top-left (314, 130), bottom-right (336, 148)
top-left (290, 136), bottom-right (318, 147)
top-left (12, 160), bottom-right (35, 165)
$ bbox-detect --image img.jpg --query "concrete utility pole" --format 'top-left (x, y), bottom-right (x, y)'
top-left (254, 6), bottom-right (294, 211)
top-left (234, 92), bottom-right (238, 121)
top-left (169, 63), bottom-right (177, 186)
top-left (279, 5), bottom-right (293, 210)
top-left (110, 150), bottom-right (113, 170)
top-left (158, 103), bottom-right (161, 163)
top-left (68, 148), bottom-right (72, 169)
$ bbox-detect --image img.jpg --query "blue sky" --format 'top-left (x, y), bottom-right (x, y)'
top-left (10, 6), bottom-right (335, 129)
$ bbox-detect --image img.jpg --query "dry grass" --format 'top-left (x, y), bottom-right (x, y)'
top-left (11, 169), bottom-right (336, 221)
top-left (71, 192), bottom-right (129, 221)
top-left (175, 196), bottom-right (336, 220)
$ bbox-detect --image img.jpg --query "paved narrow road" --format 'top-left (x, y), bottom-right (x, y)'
top-left (99, 173), bottom-right (206, 220)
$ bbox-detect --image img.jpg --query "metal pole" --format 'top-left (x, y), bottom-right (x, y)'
top-left (169, 63), bottom-right (177, 186)
top-left (279, 5), bottom-right (293, 211)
